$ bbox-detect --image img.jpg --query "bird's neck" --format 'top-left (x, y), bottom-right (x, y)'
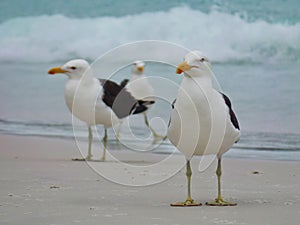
top-left (184, 74), bottom-right (212, 91)
top-left (69, 71), bottom-right (94, 85)
top-left (131, 73), bottom-right (143, 80)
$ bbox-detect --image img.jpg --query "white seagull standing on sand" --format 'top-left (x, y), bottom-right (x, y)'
top-left (48, 59), bottom-right (154, 161)
top-left (120, 60), bottom-right (165, 139)
top-left (168, 51), bottom-right (240, 206)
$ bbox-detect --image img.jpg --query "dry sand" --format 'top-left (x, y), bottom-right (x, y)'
top-left (0, 134), bottom-right (299, 225)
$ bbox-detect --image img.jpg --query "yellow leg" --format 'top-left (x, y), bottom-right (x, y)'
top-left (72, 126), bottom-right (93, 161)
top-left (115, 120), bottom-right (122, 141)
top-left (144, 114), bottom-right (167, 140)
top-left (87, 126), bottom-right (93, 160)
top-left (171, 160), bottom-right (202, 207)
top-left (101, 128), bottom-right (107, 161)
top-left (206, 158), bottom-right (237, 206)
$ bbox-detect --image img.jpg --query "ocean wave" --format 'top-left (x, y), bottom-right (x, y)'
top-left (0, 6), bottom-right (299, 63)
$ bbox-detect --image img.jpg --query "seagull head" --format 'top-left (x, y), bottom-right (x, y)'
top-left (48, 59), bottom-right (90, 79)
top-left (131, 60), bottom-right (145, 75)
top-left (176, 51), bottom-right (211, 77)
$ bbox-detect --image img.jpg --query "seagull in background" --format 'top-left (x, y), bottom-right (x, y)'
top-left (119, 60), bottom-right (166, 139)
top-left (168, 51), bottom-right (240, 206)
top-left (48, 59), bottom-right (154, 161)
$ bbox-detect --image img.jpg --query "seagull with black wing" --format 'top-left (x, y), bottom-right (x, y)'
top-left (48, 59), bottom-right (154, 161)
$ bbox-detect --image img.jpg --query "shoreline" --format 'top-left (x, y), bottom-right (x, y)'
top-left (0, 134), bottom-right (300, 224)
top-left (1, 132), bottom-right (300, 162)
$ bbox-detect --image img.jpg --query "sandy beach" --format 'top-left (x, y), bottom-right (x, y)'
top-left (0, 134), bottom-right (299, 225)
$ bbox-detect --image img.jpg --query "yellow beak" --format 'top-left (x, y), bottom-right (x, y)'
top-left (48, 67), bottom-right (68, 75)
top-left (176, 61), bottom-right (193, 74)
top-left (137, 66), bottom-right (144, 72)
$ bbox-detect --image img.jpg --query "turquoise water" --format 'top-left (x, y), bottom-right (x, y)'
top-left (1, 0), bottom-right (299, 24)
top-left (0, 0), bottom-right (300, 160)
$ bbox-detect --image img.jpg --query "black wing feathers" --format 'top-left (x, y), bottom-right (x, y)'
top-left (221, 93), bottom-right (240, 130)
top-left (99, 79), bottom-right (154, 118)
top-left (120, 79), bottom-right (129, 88)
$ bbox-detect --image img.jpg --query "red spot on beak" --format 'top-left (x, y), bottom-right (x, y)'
top-left (176, 68), bottom-right (183, 74)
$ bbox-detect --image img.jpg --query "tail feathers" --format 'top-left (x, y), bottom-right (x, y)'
top-left (138, 100), bottom-right (155, 105)
top-left (120, 79), bottom-right (129, 88)
top-left (133, 100), bottom-right (155, 114)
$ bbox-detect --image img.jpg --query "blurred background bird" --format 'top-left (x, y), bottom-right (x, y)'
top-left (118, 60), bottom-right (166, 140)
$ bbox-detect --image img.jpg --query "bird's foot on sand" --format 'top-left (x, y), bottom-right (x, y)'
top-left (206, 198), bottom-right (237, 206)
top-left (72, 155), bottom-right (93, 161)
top-left (170, 198), bottom-right (202, 207)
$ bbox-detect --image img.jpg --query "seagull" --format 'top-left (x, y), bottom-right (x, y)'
top-left (168, 51), bottom-right (240, 206)
top-left (48, 59), bottom-right (154, 161)
top-left (120, 60), bottom-right (165, 139)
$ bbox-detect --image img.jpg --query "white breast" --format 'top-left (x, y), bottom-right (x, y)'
top-left (64, 78), bottom-right (118, 127)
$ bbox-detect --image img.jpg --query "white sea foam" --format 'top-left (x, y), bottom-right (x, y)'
top-left (0, 6), bottom-right (299, 63)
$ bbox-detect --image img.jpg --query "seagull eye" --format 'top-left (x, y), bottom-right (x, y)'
top-left (200, 58), bottom-right (205, 62)
top-left (70, 66), bottom-right (77, 70)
